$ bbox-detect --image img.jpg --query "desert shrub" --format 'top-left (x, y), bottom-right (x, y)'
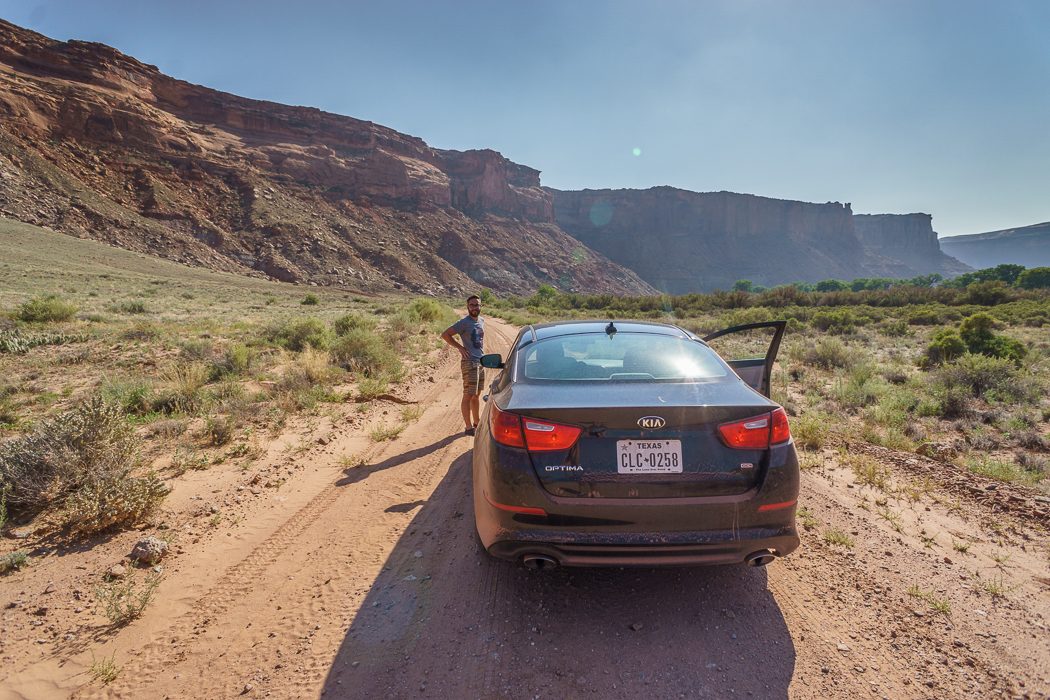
top-left (301, 293), bottom-right (320, 306)
top-left (333, 312), bottom-right (377, 336)
top-left (0, 397), bottom-right (142, 511)
top-left (265, 317), bottom-right (331, 351)
top-left (63, 472), bottom-right (167, 535)
top-left (356, 377), bottom-right (390, 400)
top-left (331, 328), bottom-right (403, 379)
top-left (833, 364), bottom-right (883, 410)
top-left (204, 416), bottom-right (235, 446)
top-left (963, 281), bottom-right (1010, 306)
top-left (0, 550), bottom-right (28, 575)
top-left (384, 312), bottom-right (418, 348)
top-left (959, 313), bottom-right (1027, 362)
top-left (1016, 452), bottom-right (1049, 475)
top-left (95, 571), bottom-right (163, 625)
top-left (801, 337), bottom-right (855, 369)
top-left (811, 309), bottom-right (859, 334)
top-left (907, 307), bottom-right (946, 325)
top-left (880, 319), bottom-right (911, 337)
top-left (209, 343), bottom-right (255, 380)
top-left (406, 297), bottom-right (447, 323)
top-left (935, 353), bottom-right (1028, 402)
top-left (921, 329), bottom-right (966, 367)
top-left (16, 295), bottom-right (78, 322)
top-left (101, 379), bottom-right (156, 417)
top-left (118, 300), bottom-right (148, 314)
top-left (918, 383), bottom-right (971, 419)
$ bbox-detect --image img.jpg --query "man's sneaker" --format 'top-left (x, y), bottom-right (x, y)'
top-left (464, 426), bottom-right (476, 436)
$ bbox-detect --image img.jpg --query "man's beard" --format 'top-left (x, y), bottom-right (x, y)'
top-left (469, 309), bottom-right (480, 318)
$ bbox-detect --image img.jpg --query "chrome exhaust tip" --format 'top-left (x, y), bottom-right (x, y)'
top-left (745, 550), bottom-right (777, 567)
top-left (522, 554), bottom-right (559, 570)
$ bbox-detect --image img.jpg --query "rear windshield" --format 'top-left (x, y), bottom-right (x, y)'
top-left (521, 333), bottom-right (729, 381)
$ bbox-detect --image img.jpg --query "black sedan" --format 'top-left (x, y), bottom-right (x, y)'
top-left (472, 320), bottom-right (799, 569)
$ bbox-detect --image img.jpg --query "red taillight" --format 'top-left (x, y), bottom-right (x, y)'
top-left (719, 412), bottom-right (772, 449)
top-left (770, 407), bottom-right (791, 445)
top-left (718, 408), bottom-right (792, 450)
top-left (491, 404), bottom-right (525, 448)
top-left (490, 406), bottom-right (581, 452)
top-left (522, 417), bottom-right (582, 452)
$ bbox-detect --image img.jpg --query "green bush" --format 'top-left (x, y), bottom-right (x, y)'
top-left (407, 297), bottom-right (446, 323)
top-left (811, 309), bottom-right (859, 334)
top-left (209, 343), bottom-right (255, 380)
top-left (101, 379), bottom-right (156, 417)
top-left (0, 397), bottom-right (144, 512)
top-left (333, 312), bottom-right (377, 336)
top-left (265, 317), bottom-right (331, 351)
top-left (118, 300), bottom-right (148, 314)
top-left (301, 294), bottom-right (320, 306)
top-left (801, 338), bottom-right (855, 369)
top-left (959, 313), bottom-right (1027, 362)
top-left (922, 329), bottom-right (966, 367)
top-left (331, 328), bottom-right (403, 379)
top-left (934, 353), bottom-right (1028, 402)
top-left (16, 295), bottom-right (78, 323)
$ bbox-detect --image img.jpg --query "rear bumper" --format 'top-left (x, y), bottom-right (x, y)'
top-left (485, 526), bottom-right (799, 567)
top-left (473, 430), bottom-right (801, 568)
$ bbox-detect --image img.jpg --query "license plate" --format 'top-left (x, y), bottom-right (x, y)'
top-left (616, 439), bottom-right (682, 474)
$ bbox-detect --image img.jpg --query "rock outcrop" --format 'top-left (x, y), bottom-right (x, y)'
top-left (939, 222), bottom-right (1050, 269)
top-left (552, 187), bottom-right (868, 293)
top-left (0, 20), bottom-right (655, 296)
top-left (854, 214), bottom-right (970, 278)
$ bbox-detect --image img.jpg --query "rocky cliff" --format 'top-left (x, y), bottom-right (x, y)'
top-left (552, 187), bottom-right (866, 292)
top-left (552, 188), bottom-right (972, 292)
top-left (939, 222), bottom-right (1050, 269)
top-left (0, 20), bottom-right (654, 296)
top-left (853, 214), bottom-right (970, 278)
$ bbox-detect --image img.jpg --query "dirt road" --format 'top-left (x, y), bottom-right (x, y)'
top-left (3, 316), bottom-right (1048, 698)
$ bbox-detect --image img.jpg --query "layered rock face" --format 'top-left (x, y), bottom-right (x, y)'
top-left (854, 214), bottom-right (970, 278)
top-left (939, 222), bottom-right (1050, 269)
top-left (0, 20), bottom-right (654, 296)
top-left (552, 187), bottom-right (869, 293)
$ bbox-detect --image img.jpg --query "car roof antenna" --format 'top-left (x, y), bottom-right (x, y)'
top-left (605, 321), bottom-right (617, 337)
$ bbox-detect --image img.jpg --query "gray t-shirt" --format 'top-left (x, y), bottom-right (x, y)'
top-left (452, 315), bottom-right (485, 361)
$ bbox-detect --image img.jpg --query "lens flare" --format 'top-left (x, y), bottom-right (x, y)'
top-left (632, 147), bottom-right (642, 157)
top-left (588, 199), bottom-right (614, 227)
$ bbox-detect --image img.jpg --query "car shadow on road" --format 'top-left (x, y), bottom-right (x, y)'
top-left (322, 451), bottom-right (796, 698)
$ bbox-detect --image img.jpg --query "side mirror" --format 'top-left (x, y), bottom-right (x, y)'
top-left (480, 353), bottom-right (504, 369)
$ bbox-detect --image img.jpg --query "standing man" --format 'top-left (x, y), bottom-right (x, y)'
top-left (441, 294), bottom-right (485, 435)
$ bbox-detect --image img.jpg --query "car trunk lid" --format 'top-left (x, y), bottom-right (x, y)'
top-left (502, 380), bottom-right (778, 499)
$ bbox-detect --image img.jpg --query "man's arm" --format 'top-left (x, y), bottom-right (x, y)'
top-left (441, 324), bottom-right (469, 359)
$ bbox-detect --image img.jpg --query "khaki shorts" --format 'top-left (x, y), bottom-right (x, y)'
top-left (461, 359), bottom-right (485, 396)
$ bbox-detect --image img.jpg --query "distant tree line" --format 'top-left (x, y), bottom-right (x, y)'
top-left (489, 264), bottom-right (1050, 316)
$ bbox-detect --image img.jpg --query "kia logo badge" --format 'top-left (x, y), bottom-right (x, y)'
top-left (637, 416), bottom-right (666, 429)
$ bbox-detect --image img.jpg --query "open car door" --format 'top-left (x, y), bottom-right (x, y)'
top-left (702, 321), bottom-right (786, 398)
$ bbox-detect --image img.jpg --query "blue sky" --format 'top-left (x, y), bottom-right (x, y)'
top-left (2, 0), bottom-right (1048, 236)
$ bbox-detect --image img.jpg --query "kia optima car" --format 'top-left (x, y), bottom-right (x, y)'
top-left (472, 320), bottom-right (799, 569)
